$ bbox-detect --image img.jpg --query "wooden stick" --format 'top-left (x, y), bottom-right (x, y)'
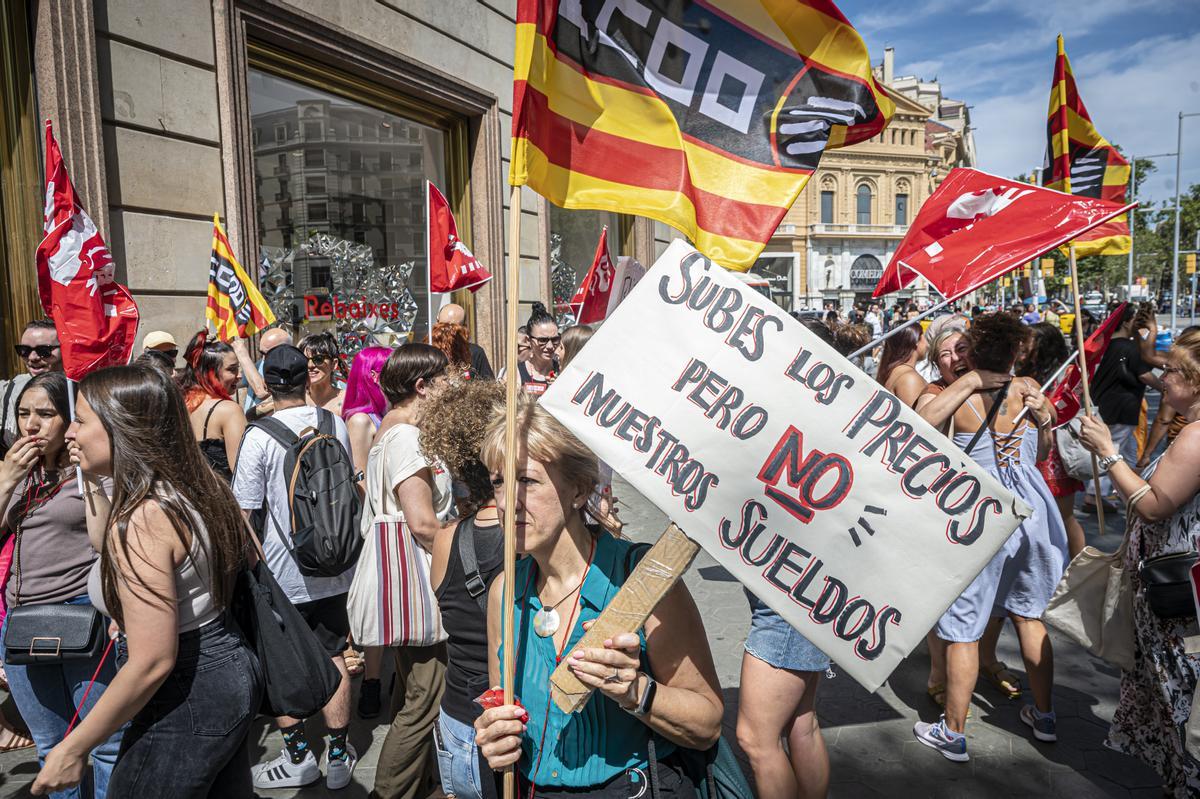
top-left (501, 184), bottom-right (522, 799)
top-left (1068, 246), bottom-right (1106, 535)
top-left (550, 524), bottom-right (701, 713)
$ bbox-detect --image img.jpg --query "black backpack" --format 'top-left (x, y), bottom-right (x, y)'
top-left (248, 409), bottom-right (363, 577)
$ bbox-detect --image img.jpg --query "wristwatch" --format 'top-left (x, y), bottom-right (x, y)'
top-left (1096, 453), bottom-right (1122, 473)
top-left (630, 674), bottom-right (657, 717)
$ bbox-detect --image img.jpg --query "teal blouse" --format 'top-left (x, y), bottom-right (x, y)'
top-left (499, 533), bottom-right (671, 787)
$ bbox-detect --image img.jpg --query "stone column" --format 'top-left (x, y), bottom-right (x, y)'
top-left (33, 0), bottom-right (109, 238)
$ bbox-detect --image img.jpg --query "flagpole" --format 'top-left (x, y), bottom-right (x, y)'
top-left (849, 296), bottom-right (953, 360)
top-left (426, 179), bottom-right (436, 342)
top-left (1069, 245), bottom-right (1105, 535)
top-left (501, 184), bottom-right (522, 799)
top-left (1012, 351), bottom-right (1076, 426)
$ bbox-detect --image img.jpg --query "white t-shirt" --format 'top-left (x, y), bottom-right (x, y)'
top-left (363, 423), bottom-right (455, 535)
top-left (232, 405), bottom-right (355, 604)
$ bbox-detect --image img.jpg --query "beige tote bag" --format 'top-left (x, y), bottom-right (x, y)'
top-left (1043, 494), bottom-right (1144, 672)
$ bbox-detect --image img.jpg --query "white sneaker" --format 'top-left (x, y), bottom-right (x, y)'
top-left (325, 743), bottom-right (358, 790)
top-left (252, 747), bottom-right (320, 789)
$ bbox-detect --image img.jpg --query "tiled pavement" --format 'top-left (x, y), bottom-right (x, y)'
top-left (0, 476), bottom-right (1165, 797)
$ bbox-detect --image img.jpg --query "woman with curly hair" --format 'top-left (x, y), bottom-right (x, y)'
top-left (913, 313), bottom-right (1068, 762)
top-left (418, 378), bottom-right (505, 799)
top-left (297, 332), bottom-right (345, 415)
top-left (177, 331), bottom-right (246, 482)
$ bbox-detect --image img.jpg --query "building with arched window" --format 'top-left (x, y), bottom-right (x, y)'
top-left (756, 47), bottom-right (976, 313)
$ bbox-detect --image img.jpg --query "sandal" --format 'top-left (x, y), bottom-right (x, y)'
top-left (0, 725), bottom-right (34, 753)
top-left (926, 683), bottom-right (971, 718)
top-left (344, 646), bottom-right (365, 677)
top-left (981, 661), bottom-right (1022, 699)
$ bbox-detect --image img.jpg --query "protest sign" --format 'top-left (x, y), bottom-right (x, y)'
top-left (541, 240), bottom-right (1032, 691)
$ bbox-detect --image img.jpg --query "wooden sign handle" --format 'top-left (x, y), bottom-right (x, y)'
top-left (549, 523), bottom-right (701, 714)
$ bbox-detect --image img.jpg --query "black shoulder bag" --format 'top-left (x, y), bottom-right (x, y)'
top-left (3, 477), bottom-right (106, 666)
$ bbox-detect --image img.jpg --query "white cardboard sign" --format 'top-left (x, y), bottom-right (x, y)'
top-left (541, 240), bottom-right (1031, 691)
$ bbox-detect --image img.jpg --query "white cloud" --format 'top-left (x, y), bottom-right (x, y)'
top-left (972, 30), bottom-right (1200, 206)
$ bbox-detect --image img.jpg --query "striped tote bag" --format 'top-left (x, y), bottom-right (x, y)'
top-left (348, 511), bottom-right (445, 648)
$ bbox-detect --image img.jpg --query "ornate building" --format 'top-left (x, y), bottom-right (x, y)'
top-left (756, 49), bottom-right (977, 311)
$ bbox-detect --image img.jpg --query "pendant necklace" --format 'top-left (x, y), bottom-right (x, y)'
top-left (532, 536), bottom-right (597, 638)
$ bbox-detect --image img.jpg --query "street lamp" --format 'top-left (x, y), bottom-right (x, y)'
top-left (1127, 151), bottom-right (1176, 297)
top-left (1171, 112), bottom-right (1200, 334)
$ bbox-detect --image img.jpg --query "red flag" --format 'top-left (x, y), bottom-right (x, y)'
top-left (36, 120), bottom-right (139, 381)
top-left (428, 181), bottom-right (491, 293)
top-left (569, 228), bottom-right (616, 324)
top-left (873, 168), bottom-right (1134, 300)
top-left (1049, 302), bottom-right (1127, 426)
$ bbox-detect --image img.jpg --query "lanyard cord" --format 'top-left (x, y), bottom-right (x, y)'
top-left (520, 535), bottom-right (597, 799)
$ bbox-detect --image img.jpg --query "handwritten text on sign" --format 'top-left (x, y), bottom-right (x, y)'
top-left (541, 241), bottom-right (1031, 692)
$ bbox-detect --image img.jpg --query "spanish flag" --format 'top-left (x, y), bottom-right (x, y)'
top-left (206, 215), bottom-right (276, 341)
top-left (1041, 35), bottom-right (1130, 256)
top-left (511, 0), bottom-right (893, 271)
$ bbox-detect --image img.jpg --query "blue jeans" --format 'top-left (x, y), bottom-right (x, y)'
top-left (1, 597), bottom-right (122, 799)
top-left (107, 616), bottom-right (263, 798)
top-left (436, 707), bottom-right (484, 799)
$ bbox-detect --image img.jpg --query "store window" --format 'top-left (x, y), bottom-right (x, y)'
top-left (249, 67), bottom-right (448, 350)
top-left (548, 207), bottom-right (619, 321)
top-left (856, 185), bottom-right (872, 225)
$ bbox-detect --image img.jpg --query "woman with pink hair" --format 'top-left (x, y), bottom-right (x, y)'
top-left (341, 346), bottom-right (392, 715)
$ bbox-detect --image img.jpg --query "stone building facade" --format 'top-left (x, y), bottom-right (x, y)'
top-left (756, 49), bottom-right (977, 312)
top-left (0, 0), bottom-right (684, 374)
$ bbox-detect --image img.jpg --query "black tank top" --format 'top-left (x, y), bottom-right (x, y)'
top-left (198, 400), bottom-right (232, 482)
top-left (435, 513), bottom-right (503, 724)
top-left (518, 360), bottom-right (559, 397)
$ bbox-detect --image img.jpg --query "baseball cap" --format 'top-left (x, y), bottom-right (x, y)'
top-left (263, 345), bottom-right (309, 389)
top-left (142, 331), bottom-right (176, 350)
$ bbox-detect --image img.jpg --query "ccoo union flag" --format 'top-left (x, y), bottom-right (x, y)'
top-left (511, 0), bottom-right (894, 271)
top-left (207, 215), bottom-right (276, 341)
top-left (1040, 35), bottom-right (1130, 256)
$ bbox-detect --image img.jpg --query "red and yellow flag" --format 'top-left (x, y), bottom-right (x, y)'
top-left (511, 0), bottom-right (893, 270)
top-left (1041, 34), bottom-right (1130, 256)
top-left (206, 215), bottom-right (275, 341)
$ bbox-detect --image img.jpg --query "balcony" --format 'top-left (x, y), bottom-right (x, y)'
top-left (808, 223), bottom-right (908, 237)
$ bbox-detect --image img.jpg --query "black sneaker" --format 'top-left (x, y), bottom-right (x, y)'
top-left (357, 678), bottom-right (382, 719)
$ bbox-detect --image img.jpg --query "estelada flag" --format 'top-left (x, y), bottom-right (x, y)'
top-left (35, 120), bottom-right (139, 381)
top-left (428, 181), bottom-right (492, 293)
top-left (570, 227), bottom-right (615, 324)
top-left (207, 215), bottom-right (276, 342)
top-left (1040, 35), bottom-right (1130, 256)
top-left (1049, 302), bottom-right (1127, 426)
top-left (511, 0), bottom-right (893, 271)
top-left (873, 168), bottom-right (1134, 301)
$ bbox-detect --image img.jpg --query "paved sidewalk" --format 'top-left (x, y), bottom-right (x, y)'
top-left (0, 475), bottom-right (1164, 797)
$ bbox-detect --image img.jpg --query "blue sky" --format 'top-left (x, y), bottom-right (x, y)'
top-left (842, 0), bottom-right (1200, 216)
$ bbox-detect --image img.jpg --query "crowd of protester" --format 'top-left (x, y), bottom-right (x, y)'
top-left (1, 289), bottom-right (1199, 797)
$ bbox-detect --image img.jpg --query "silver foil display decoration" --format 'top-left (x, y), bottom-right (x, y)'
top-left (549, 233), bottom-right (580, 327)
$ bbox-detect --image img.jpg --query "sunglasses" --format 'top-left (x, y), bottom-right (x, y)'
top-left (308, 355), bottom-right (331, 367)
top-left (531, 335), bottom-right (561, 347)
top-left (14, 344), bottom-right (60, 359)
top-left (161, 348), bottom-right (179, 360)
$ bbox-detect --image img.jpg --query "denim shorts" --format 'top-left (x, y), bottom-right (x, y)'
top-left (435, 707), bottom-right (484, 799)
top-left (743, 589), bottom-right (831, 673)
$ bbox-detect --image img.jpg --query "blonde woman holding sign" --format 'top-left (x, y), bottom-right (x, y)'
top-left (473, 397), bottom-right (723, 798)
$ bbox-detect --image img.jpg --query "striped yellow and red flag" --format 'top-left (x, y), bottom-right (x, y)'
top-left (1041, 34), bottom-right (1131, 256)
top-left (511, 0), bottom-right (894, 270)
top-left (206, 215), bottom-right (276, 341)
